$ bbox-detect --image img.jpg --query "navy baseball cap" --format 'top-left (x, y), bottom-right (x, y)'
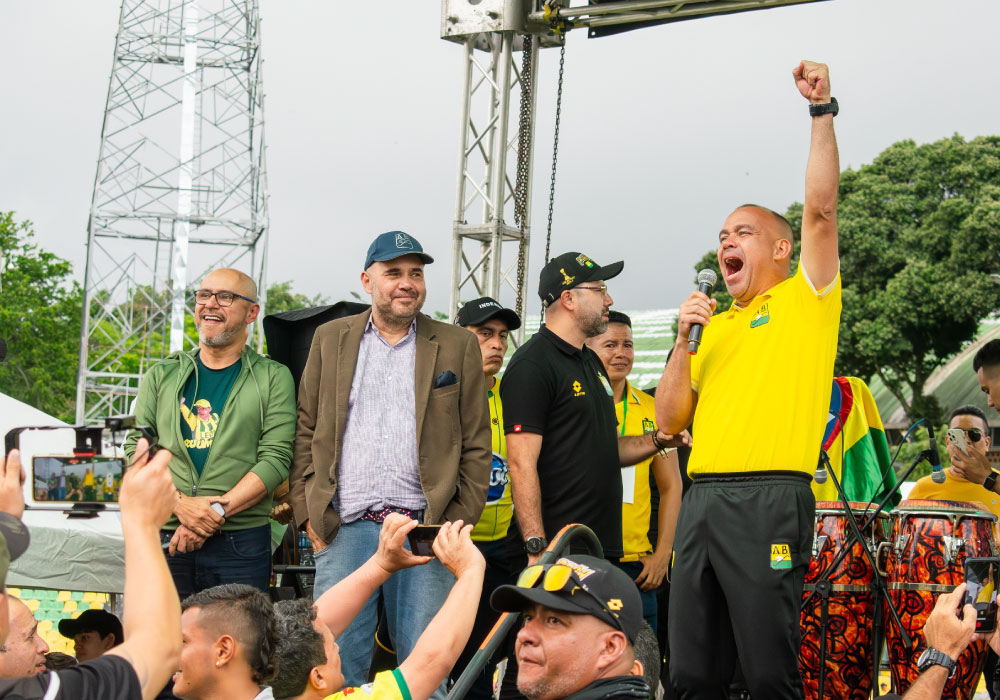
top-left (363, 231), bottom-right (434, 270)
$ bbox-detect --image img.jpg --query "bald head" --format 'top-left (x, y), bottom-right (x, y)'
top-left (201, 268), bottom-right (257, 301)
top-left (735, 204), bottom-right (794, 244)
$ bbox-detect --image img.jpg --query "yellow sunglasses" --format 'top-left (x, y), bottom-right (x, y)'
top-left (515, 563), bottom-right (625, 634)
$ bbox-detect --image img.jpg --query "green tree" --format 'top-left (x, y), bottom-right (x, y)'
top-left (691, 135), bottom-right (1000, 424)
top-left (265, 281), bottom-right (329, 314)
top-left (0, 212), bottom-right (83, 421)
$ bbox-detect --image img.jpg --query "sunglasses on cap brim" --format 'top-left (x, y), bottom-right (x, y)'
top-left (515, 563), bottom-right (626, 636)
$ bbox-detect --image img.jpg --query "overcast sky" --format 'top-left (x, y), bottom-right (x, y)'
top-left (4, 0), bottom-right (1000, 316)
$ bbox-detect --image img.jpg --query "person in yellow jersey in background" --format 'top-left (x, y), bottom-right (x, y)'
top-left (451, 296), bottom-right (522, 700)
top-left (586, 310), bottom-right (682, 633)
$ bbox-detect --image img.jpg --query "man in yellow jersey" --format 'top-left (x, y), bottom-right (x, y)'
top-left (587, 311), bottom-right (682, 633)
top-left (452, 296), bottom-right (521, 699)
top-left (269, 515), bottom-right (485, 700)
top-left (911, 405), bottom-right (1000, 518)
top-left (655, 61), bottom-right (841, 700)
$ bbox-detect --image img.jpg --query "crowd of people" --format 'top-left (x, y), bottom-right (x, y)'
top-left (5, 59), bottom-right (1000, 700)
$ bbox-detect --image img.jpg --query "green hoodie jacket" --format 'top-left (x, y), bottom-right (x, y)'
top-left (124, 347), bottom-right (296, 531)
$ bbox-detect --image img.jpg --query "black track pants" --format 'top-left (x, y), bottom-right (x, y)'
top-left (668, 471), bottom-right (814, 700)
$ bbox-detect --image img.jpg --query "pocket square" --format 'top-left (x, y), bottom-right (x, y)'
top-left (434, 370), bottom-right (458, 388)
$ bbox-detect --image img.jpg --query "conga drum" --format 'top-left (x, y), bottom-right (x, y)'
top-left (800, 501), bottom-right (889, 700)
top-left (881, 499), bottom-right (998, 700)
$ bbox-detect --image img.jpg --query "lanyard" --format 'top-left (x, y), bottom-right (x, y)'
top-left (489, 388), bottom-right (503, 455)
top-left (619, 386), bottom-right (628, 436)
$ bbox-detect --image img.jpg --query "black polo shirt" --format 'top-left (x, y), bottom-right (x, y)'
top-left (500, 325), bottom-right (623, 559)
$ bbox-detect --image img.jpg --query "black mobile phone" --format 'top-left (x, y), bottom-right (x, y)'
top-left (33, 455), bottom-right (126, 504)
top-left (407, 525), bottom-right (441, 557)
top-left (964, 556), bottom-right (999, 633)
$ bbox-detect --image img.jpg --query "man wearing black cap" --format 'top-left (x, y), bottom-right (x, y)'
top-left (491, 555), bottom-right (649, 700)
top-left (500, 252), bottom-right (686, 569)
top-left (58, 610), bottom-right (123, 663)
top-left (453, 296), bottom-right (521, 698)
top-left (291, 231), bottom-right (491, 694)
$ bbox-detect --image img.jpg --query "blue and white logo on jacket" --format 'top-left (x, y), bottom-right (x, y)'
top-left (486, 452), bottom-right (509, 504)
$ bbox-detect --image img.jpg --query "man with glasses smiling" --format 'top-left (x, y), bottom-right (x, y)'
top-left (125, 267), bottom-right (296, 598)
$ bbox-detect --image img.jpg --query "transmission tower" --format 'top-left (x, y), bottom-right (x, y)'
top-left (76, 0), bottom-right (269, 423)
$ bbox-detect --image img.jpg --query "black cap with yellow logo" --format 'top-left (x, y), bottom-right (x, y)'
top-left (538, 252), bottom-right (624, 307)
top-left (490, 554), bottom-right (642, 642)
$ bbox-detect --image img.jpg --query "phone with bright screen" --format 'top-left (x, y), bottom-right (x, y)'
top-left (964, 556), bottom-right (999, 633)
top-left (33, 455), bottom-right (125, 504)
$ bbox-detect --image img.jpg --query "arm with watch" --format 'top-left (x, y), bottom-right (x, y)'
top-left (902, 584), bottom-right (976, 700)
top-left (949, 441), bottom-right (1000, 493)
top-left (506, 432), bottom-right (549, 566)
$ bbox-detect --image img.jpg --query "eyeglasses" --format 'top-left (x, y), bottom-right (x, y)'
top-left (194, 290), bottom-right (257, 307)
top-left (575, 284), bottom-right (608, 296)
top-left (960, 428), bottom-right (985, 443)
top-left (515, 563), bottom-right (625, 635)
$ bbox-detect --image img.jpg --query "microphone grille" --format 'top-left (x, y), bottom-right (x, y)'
top-left (697, 269), bottom-right (718, 288)
top-left (932, 469), bottom-right (947, 484)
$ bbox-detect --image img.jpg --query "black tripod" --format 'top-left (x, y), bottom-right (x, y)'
top-left (802, 443), bottom-right (938, 698)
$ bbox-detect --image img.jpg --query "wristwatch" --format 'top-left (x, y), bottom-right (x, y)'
top-left (808, 97), bottom-right (839, 118)
top-left (984, 470), bottom-right (999, 492)
top-left (524, 537), bottom-right (548, 555)
top-left (917, 648), bottom-right (957, 677)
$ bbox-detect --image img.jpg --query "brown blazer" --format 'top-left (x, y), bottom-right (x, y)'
top-left (290, 310), bottom-right (491, 543)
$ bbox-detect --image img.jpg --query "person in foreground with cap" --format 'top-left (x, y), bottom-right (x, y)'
top-left (57, 609), bottom-right (123, 663)
top-left (491, 555), bottom-right (650, 700)
top-left (452, 296), bottom-right (521, 698)
top-left (291, 231), bottom-right (491, 695)
top-left (0, 440), bottom-right (182, 700)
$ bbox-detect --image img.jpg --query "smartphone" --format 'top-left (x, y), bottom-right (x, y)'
top-left (964, 556), bottom-right (999, 633)
top-left (33, 455), bottom-right (125, 504)
top-left (407, 525), bottom-right (441, 557)
top-left (948, 428), bottom-right (970, 456)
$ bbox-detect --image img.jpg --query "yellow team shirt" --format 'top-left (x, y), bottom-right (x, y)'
top-left (324, 669), bottom-right (410, 700)
top-left (471, 378), bottom-right (513, 542)
top-left (908, 469), bottom-right (1000, 521)
top-left (616, 382), bottom-right (672, 562)
top-left (688, 262), bottom-right (841, 476)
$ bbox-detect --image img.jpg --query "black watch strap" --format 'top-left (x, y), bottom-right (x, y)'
top-left (809, 96), bottom-right (839, 118)
top-left (917, 647), bottom-right (957, 677)
top-left (985, 470), bottom-right (999, 492)
top-left (525, 536), bottom-right (548, 555)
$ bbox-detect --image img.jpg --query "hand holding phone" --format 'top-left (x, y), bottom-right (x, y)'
top-left (964, 557), bottom-right (999, 633)
top-left (948, 428), bottom-right (970, 456)
top-left (407, 525), bottom-right (441, 558)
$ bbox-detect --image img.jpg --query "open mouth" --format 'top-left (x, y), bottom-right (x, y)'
top-left (722, 256), bottom-right (744, 279)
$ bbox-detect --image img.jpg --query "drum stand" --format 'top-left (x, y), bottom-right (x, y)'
top-left (803, 446), bottom-right (935, 697)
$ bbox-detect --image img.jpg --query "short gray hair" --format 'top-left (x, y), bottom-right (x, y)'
top-left (271, 599), bottom-right (328, 699)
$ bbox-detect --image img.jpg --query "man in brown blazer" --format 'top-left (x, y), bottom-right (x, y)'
top-left (290, 230), bottom-right (491, 695)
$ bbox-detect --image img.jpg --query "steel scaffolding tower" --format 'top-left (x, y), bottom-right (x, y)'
top-left (76, 0), bottom-right (269, 423)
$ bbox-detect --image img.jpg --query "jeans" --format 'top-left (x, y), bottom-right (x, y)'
top-left (613, 559), bottom-right (659, 633)
top-left (313, 519), bottom-right (454, 700)
top-left (161, 525), bottom-right (271, 599)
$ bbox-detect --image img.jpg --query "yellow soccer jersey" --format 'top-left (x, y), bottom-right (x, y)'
top-left (616, 383), bottom-right (671, 561)
top-left (688, 262), bottom-right (841, 476)
top-left (324, 669), bottom-right (410, 700)
top-left (908, 469), bottom-right (1000, 520)
top-left (471, 378), bottom-right (513, 542)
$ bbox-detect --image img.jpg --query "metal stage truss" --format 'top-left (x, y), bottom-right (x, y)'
top-left (440, 0), bottom-right (828, 344)
top-left (76, 0), bottom-right (269, 423)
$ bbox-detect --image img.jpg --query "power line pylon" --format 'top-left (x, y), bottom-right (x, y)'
top-left (76, 0), bottom-right (269, 423)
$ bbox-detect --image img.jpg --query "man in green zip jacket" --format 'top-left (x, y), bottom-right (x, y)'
top-left (125, 267), bottom-right (296, 597)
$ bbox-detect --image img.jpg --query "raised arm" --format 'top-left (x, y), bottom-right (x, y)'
top-left (794, 60), bottom-right (840, 290)
top-left (107, 439), bottom-right (182, 700)
top-left (398, 521), bottom-right (486, 700)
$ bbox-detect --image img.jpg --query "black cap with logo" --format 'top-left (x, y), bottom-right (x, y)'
top-left (490, 554), bottom-right (642, 642)
top-left (455, 297), bottom-right (521, 331)
top-left (538, 252), bottom-right (623, 307)
top-left (58, 609), bottom-right (124, 644)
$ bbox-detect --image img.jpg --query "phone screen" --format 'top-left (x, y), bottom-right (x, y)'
top-left (964, 557), bottom-right (999, 633)
top-left (33, 455), bottom-right (125, 504)
top-left (407, 525), bottom-right (440, 557)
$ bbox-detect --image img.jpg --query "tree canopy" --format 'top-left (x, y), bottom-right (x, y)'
top-left (692, 134), bottom-right (1000, 424)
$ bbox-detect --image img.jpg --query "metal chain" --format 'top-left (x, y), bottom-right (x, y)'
top-left (540, 40), bottom-right (566, 320)
top-left (513, 34), bottom-right (534, 321)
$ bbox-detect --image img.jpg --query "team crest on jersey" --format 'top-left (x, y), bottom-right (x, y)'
top-left (642, 418), bottom-right (655, 434)
top-left (770, 543), bottom-right (792, 570)
top-left (572, 380), bottom-right (586, 397)
top-left (750, 302), bottom-right (770, 328)
top-left (598, 373), bottom-right (613, 396)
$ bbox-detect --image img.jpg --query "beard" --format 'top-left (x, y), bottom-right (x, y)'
top-left (199, 323), bottom-right (242, 348)
top-left (578, 306), bottom-right (608, 338)
top-left (374, 293), bottom-right (424, 328)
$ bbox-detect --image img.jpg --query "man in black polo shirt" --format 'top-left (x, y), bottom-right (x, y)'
top-left (501, 252), bottom-right (688, 566)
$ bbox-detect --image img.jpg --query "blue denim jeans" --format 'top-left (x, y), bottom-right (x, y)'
top-left (613, 559), bottom-right (659, 633)
top-left (313, 519), bottom-right (454, 699)
top-left (161, 525), bottom-right (271, 600)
